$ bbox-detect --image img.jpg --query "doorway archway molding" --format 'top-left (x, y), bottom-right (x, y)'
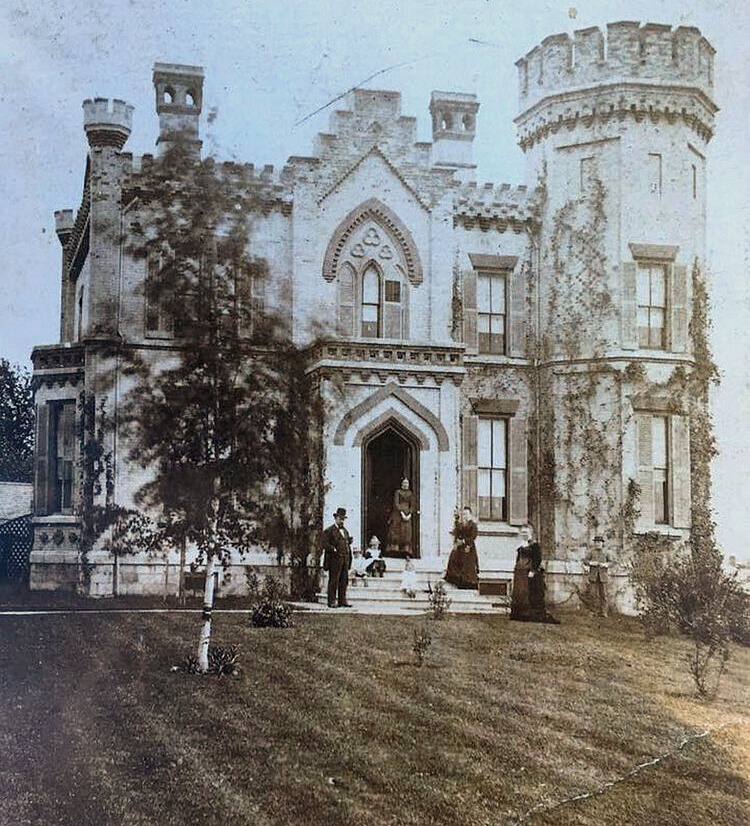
top-left (333, 382), bottom-right (449, 451)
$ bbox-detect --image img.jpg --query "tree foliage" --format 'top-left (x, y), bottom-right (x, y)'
top-left (0, 359), bottom-right (34, 483)
top-left (106, 140), bottom-right (325, 596)
top-left (631, 535), bottom-right (748, 696)
top-left (630, 263), bottom-right (748, 698)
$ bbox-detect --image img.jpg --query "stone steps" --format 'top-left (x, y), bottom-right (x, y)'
top-left (319, 563), bottom-right (510, 615)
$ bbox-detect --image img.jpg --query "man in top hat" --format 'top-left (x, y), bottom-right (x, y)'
top-left (584, 534), bottom-right (612, 617)
top-left (321, 507), bottom-right (354, 608)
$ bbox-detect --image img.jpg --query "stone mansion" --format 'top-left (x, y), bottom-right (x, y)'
top-left (29, 22), bottom-right (717, 606)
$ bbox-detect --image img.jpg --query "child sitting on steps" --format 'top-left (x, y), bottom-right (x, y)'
top-left (400, 557), bottom-right (417, 599)
top-left (350, 548), bottom-right (369, 587)
top-left (364, 535), bottom-right (386, 577)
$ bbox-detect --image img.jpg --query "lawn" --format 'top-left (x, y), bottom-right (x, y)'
top-left (1, 607), bottom-right (748, 826)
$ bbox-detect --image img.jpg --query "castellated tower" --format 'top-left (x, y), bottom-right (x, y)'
top-left (515, 23), bottom-right (717, 565)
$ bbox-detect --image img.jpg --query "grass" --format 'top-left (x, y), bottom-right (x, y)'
top-left (0, 607), bottom-right (748, 826)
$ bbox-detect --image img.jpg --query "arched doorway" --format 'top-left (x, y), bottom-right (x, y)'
top-left (362, 421), bottom-right (420, 558)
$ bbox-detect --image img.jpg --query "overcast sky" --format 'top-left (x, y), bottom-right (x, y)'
top-left (1, 0), bottom-right (748, 555)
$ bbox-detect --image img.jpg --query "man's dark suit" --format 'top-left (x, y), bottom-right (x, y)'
top-left (321, 521), bottom-right (353, 607)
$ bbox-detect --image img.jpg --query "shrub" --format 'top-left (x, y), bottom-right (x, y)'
top-left (631, 536), bottom-right (749, 697)
top-left (412, 624), bottom-right (432, 667)
top-left (248, 571), bottom-right (294, 628)
top-left (172, 645), bottom-right (240, 677)
top-left (428, 581), bottom-right (452, 620)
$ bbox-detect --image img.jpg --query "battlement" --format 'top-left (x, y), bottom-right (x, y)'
top-left (452, 181), bottom-right (538, 230)
top-left (82, 97), bottom-right (133, 149)
top-left (123, 155), bottom-right (293, 215)
top-left (517, 22), bottom-right (715, 112)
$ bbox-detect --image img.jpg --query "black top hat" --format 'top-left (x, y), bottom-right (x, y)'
top-left (334, 507), bottom-right (347, 518)
top-left (593, 535), bottom-right (605, 543)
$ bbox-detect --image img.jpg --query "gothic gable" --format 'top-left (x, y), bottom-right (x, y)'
top-left (322, 197), bottom-right (422, 286)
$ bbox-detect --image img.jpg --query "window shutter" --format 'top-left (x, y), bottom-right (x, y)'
top-left (383, 288), bottom-right (401, 339)
top-left (636, 413), bottom-right (654, 530)
top-left (462, 415), bottom-right (478, 514)
top-left (670, 415), bottom-right (691, 528)
top-left (509, 416), bottom-right (528, 525)
top-left (337, 264), bottom-right (355, 337)
top-left (236, 264), bottom-right (252, 337)
top-left (508, 266), bottom-right (526, 357)
top-left (34, 403), bottom-right (51, 516)
top-left (622, 262), bottom-right (638, 350)
top-left (463, 270), bottom-right (477, 351)
top-left (670, 263), bottom-right (688, 353)
top-left (251, 262), bottom-right (267, 331)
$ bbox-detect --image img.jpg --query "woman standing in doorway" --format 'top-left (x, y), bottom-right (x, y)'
top-left (387, 478), bottom-right (414, 556)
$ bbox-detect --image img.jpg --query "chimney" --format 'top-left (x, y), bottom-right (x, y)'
top-left (153, 63), bottom-right (204, 157)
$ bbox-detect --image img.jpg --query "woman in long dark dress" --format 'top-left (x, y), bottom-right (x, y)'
top-left (387, 478), bottom-right (414, 556)
top-left (444, 507), bottom-right (479, 590)
top-left (510, 524), bottom-right (559, 623)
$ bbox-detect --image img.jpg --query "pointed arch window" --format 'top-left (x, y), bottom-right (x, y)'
top-left (361, 264), bottom-right (381, 337)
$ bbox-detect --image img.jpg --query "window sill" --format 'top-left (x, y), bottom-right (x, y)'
top-left (31, 514), bottom-right (80, 525)
top-left (634, 527), bottom-right (685, 539)
top-left (144, 332), bottom-right (174, 341)
top-left (478, 524), bottom-right (522, 537)
top-left (466, 354), bottom-right (530, 365)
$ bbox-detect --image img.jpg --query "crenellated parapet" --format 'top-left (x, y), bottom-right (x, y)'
top-left (83, 97), bottom-right (133, 149)
top-left (122, 155), bottom-right (294, 216)
top-left (452, 182), bottom-right (538, 232)
top-left (515, 23), bottom-right (717, 149)
top-left (518, 23), bottom-right (714, 105)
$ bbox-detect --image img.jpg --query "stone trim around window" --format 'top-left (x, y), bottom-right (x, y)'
top-left (467, 253), bottom-right (518, 271)
top-left (628, 243), bottom-right (679, 262)
top-left (469, 398), bottom-right (520, 416)
top-left (322, 198), bottom-right (423, 286)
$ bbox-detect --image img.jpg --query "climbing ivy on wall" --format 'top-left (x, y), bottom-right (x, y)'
top-left (531, 177), bottom-right (627, 554)
top-left (528, 181), bottom-right (717, 561)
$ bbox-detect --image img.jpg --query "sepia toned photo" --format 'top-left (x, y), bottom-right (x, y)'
top-left (1, 1), bottom-right (748, 824)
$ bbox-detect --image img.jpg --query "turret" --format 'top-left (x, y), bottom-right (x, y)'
top-left (513, 22), bottom-right (718, 554)
top-left (430, 91), bottom-right (479, 182)
top-left (54, 210), bottom-right (76, 342)
top-left (153, 63), bottom-right (204, 156)
top-left (54, 209), bottom-right (74, 247)
top-left (82, 98), bottom-right (133, 150)
top-left (81, 99), bottom-right (134, 339)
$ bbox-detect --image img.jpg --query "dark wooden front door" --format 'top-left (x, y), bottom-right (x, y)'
top-left (363, 422), bottom-right (420, 558)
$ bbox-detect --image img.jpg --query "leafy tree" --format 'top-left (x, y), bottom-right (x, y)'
top-left (630, 263), bottom-right (749, 697)
top-left (631, 536), bottom-right (748, 697)
top-left (0, 359), bottom-right (34, 483)
top-left (106, 141), bottom-right (326, 670)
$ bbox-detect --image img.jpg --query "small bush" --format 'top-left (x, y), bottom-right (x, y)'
top-left (412, 625), bottom-right (432, 667)
top-left (428, 581), bottom-right (452, 620)
top-left (631, 536), bottom-right (749, 697)
top-left (172, 645), bottom-right (240, 677)
top-left (248, 571), bottom-right (294, 628)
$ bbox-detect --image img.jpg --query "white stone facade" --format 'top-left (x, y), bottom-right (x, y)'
top-left (29, 23), bottom-right (716, 611)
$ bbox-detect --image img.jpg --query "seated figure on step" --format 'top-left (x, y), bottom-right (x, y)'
top-left (350, 548), bottom-right (370, 587)
top-left (364, 535), bottom-right (386, 577)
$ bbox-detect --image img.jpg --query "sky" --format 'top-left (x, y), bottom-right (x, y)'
top-left (1, 0), bottom-right (748, 555)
